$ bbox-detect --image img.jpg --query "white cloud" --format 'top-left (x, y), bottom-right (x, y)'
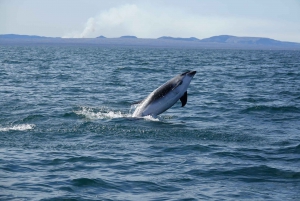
top-left (64, 4), bottom-right (231, 38)
top-left (63, 3), bottom-right (300, 42)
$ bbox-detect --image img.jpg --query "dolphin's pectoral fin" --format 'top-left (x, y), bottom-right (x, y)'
top-left (180, 91), bottom-right (188, 107)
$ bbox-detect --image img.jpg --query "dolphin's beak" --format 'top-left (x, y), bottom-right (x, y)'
top-left (187, 71), bottom-right (197, 77)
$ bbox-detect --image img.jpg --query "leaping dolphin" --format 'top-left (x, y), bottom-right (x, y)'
top-left (132, 70), bottom-right (196, 117)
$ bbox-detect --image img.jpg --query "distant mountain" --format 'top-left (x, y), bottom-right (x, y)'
top-left (158, 36), bottom-right (200, 41)
top-left (200, 35), bottom-right (232, 43)
top-left (1, 34), bottom-right (299, 49)
top-left (0, 34), bottom-right (48, 39)
top-left (96, 35), bottom-right (106, 38)
top-left (120, 36), bottom-right (137, 39)
top-left (200, 35), bottom-right (299, 46)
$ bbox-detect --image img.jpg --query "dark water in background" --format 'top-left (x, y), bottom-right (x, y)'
top-left (0, 45), bottom-right (300, 200)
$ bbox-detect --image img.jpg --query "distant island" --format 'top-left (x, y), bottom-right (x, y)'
top-left (1, 34), bottom-right (300, 49)
top-left (158, 36), bottom-right (200, 42)
top-left (119, 36), bottom-right (137, 39)
top-left (200, 35), bottom-right (296, 46)
top-left (0, 34), bottom-right (48, 39)
top-left (96, 35), bottom-right (106, 39)
top-left (157, 35), bottom-right (298, 47)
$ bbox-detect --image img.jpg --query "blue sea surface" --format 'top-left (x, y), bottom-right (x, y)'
top-left (0, 46), bottom-right (300, 200)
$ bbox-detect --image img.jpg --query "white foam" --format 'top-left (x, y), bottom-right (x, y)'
top-left (143, 115), bottom-right (160, 122)
top-left (75, 106), bottom-right (130, 120)
top-left (75, 106), bottom-right (161, 122)
top-left (0, 124), bottom-right (35, 132)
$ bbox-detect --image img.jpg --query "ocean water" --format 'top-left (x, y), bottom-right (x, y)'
top-left (0, 45), bottom-right (300, 201)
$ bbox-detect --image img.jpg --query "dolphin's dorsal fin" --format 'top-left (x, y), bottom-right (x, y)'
top-left (180, 91), bottom-right (188, 107)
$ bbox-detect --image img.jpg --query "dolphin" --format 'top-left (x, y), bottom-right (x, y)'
top-left (132, 70), bottom-right (196, 117)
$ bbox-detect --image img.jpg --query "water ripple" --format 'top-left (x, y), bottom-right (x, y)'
top-left (0, 46), bottom-right (300, 200)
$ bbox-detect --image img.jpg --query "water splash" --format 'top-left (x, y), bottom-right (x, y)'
top-left (75, 106), bottom-right (160, 121)
top-left (74, 106), bottom-right (130, 120)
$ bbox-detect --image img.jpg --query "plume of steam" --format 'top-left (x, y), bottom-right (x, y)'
top-left (80, 17), bottom-right (96, 38)
top-left (64, 4), bottom-right (139, 38)
top-left (63, 3), bottom-right (221, 39)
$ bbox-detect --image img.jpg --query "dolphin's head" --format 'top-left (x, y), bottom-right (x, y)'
top-left (186, 70), bottom-right (197, 77)
top-left (172, 70), bottom-right (196, 93)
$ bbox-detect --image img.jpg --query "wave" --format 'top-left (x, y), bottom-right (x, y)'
top-left (241, 105), bottom-right (300, 113)
top-left (275, 143), bottom-right (300, 154)
top-left (187, 165), bottom-right (300, 180)
top-left (2, 59), bottom-right (24, 64)
top-left (71, 177), bottom-right (180, 192)
top-left (0, 124), bottom-right (35, 132)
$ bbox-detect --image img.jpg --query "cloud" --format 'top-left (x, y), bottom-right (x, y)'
top-left (64, 4), bottom-right (230, 38)
top-left (63, 3), bottom-right (300, 42)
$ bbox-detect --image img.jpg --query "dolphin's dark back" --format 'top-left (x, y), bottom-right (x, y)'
top-left (150, 82), bottom-right (173, 102)
top-left (148, 75), bottom-right (181, 103)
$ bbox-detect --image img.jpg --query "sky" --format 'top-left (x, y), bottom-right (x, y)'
top-left (1, 0), bottom-right (300, 42)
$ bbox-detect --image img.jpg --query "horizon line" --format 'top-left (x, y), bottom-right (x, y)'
top-left (1, 33), bottom-right (300, 44)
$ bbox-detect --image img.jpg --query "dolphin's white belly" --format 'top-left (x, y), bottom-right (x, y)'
top-left (132, 89), bottom-right (183, 117)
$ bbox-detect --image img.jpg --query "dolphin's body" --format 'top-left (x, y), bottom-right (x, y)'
top-left (132, 70), bottom-right (196, 117)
